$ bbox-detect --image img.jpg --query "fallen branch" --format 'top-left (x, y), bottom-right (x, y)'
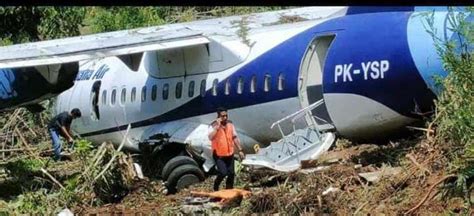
top-left (1, 109), bottom-right (21, 131)
top-left (93, 124), bottom-right (131, 183)
top-left (16, 115), bottom-right (37, 137)
top-left (15, 127), bottom-right (36, 157)
top-left (40, 168), bottom-right (65, 190)
top-left (0, 148), bottom-right (24, 153)
top-left (406, 126), bottom-right (434, 134)
top-left (406, 154), bottom-right (431, 175)
top-left (354, 200), bottom-right (369, 215)
top-left (82, 142), bottom-right (108, 178)
top-left (404, 174), bottom-right (456, 215)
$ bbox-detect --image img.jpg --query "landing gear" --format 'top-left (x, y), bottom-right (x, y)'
top-left (162, 156), bottom-right (204, 194)
top-left (139, 137), bottom-right (205, 194)
top-left (161, 155), bottom-right (199, 180)
top-left (165, 163), bottom-right (205, 194)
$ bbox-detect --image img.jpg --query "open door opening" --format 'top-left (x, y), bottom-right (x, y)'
top-left (91, 81), bottom-right (101, 120)
top-left (298, 35), bottom-right (335, 130)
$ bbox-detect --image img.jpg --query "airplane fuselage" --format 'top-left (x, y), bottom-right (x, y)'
top-left (54, 7), bottom-right (464, 155)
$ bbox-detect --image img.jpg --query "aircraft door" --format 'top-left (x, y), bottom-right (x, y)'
top-left (298, 35), bottom-right (335, 130)
top-left (90, 81), bottom-right (101, 120)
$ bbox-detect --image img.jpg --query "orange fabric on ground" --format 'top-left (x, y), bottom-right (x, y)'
top-left (191, 188), bottom-right (251, 202)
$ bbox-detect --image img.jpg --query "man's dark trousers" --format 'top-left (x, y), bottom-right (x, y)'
top-left (213, 154), bottom-right (235, 191)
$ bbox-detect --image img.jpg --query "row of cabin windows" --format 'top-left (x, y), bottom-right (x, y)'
top-left (102, 73), bottom-right (285, 105)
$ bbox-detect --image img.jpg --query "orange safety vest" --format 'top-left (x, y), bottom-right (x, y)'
top-left (211, 123), bottom-right (235, 157)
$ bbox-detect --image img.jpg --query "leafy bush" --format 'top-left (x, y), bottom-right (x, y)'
top-left (426, 6), bottom-right (473, 208)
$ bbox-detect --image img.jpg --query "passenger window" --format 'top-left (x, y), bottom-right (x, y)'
top-left (237, 76), bottom-right (243, 94)
top-left (212, 79), bottom-right (218, 96)
top-left (264, 73), bottom-right (271, 92)
top-left (141, 86), bottom-right (147, 102)
top-left (163, 83), bottom-right (169, 100)
top-left (151, 85), bottom-right (157, 101)
top-left (176, 82), bottom-right (183, 99)
top-left (250, 75), bottom-right (256, 93)
top-left (111, 89), bottom-right (117, 105)
top-left (278, 72), bottom-right (285, 91)
top-left (225, 79), bottom-right (230, 95)
top-left (200, 79), bottom-right (206, 97)
top-left (121, 88), bottom-right (127, 104)
top-left (188, 81), bottom-right (195, 97)
top-left (131, 87), bottom-right (136, 102)
top-left (102, 90), bottom-right (107, 105)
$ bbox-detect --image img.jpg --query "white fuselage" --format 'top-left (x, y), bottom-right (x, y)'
top-left (55, 8), bottom-right (347, 153)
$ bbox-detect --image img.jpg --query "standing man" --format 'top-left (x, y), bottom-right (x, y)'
top-left (208, 107), bottom-right (245, 191)
top-left (47, 108), bottom-right (82, 160)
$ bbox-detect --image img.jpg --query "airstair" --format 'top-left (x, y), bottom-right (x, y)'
top-left (242, 99), bottom-right (336, 172)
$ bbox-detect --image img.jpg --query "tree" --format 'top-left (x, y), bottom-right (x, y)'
top-left (0, 7), bottom-right (85, 45)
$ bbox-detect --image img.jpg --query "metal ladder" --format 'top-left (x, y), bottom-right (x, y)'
top-left (242, 99), bottom-right (336, 172)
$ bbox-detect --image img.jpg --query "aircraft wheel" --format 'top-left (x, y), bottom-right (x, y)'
top-left (166, 164), bottom-right (205, 194)
top-left (161, 156), bottom-right (198, 180)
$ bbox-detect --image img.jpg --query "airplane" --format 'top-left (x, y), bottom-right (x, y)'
top-left (0, 6), bottom-right (468, 192)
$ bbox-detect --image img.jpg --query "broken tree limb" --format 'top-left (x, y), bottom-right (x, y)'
top-left (93, 124), bottom-right (131, 183)
top-left (16, 115), bottom-right (37, 137)
top-left (406, 126), bottom-right (435, 134)
top-left (15, 127), bottom-right (36, 157)
top-left (82, 142), bottom-right (108, 178)
top-left (1, 109), bottom-right (21, 131)
top-left (404, 174), bottom-right (456, 215)
top-left (354, 200), bottom-right (369, 215)
top-left (40, 168), bottom-right (66, 190)
top-left (0, 148), bottom-right (24, 153)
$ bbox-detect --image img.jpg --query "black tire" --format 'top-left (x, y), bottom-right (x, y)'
top-left (161, 156), bottom-right (198, 180)
top-left (166, 164), bottom-right (205, 194)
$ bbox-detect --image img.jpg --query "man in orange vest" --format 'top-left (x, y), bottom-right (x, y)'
top-left (208, 107), bottom-right (245, 191)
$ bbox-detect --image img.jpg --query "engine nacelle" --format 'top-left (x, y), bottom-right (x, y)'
top-left (0, 62), bottom-right (78, 111)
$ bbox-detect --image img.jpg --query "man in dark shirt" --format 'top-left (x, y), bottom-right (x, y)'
top-left (48, 108), bottom-right (82, 160)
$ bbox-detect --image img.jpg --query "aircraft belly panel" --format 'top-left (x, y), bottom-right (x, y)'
top-left (324, 93), bottom-right (415, 139)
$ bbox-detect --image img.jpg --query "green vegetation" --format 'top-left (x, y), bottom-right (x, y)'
top-left (0, 7), bottom-right (85, 45)
top-left (1, 6), bottom-right (287, 45)
top-left (0, 6), bottom-right (472, 215)
top-left (426, 6), bottom-right (473, 210)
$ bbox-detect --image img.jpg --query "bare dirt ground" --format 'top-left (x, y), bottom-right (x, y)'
top-left (0, 109), bottom-right (471, 215)
top-left (72, 137), bottom-right (472, 215)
